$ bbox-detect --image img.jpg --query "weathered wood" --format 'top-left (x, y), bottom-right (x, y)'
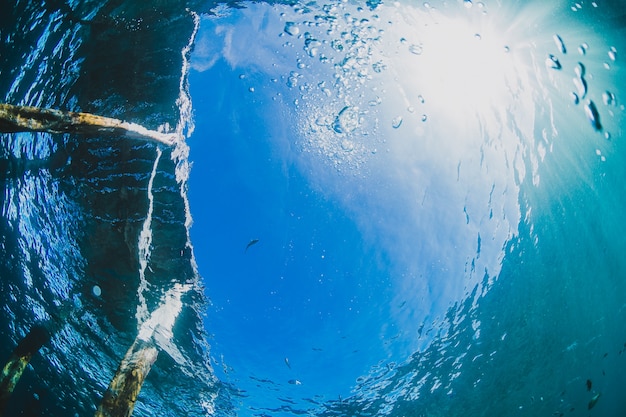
top-left (94, 340), bottom-right (159, 417)
top-left (0, 104), bottom-right (177, 146)
top-left (0, 326), bottom-right (51, 417)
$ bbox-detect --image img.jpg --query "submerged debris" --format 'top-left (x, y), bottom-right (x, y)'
top-left (588, 392), bottom-right (601, 410)
top-left (0, 103), bottom-right (177, 146)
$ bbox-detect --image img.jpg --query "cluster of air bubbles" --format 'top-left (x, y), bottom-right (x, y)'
top-left (318, 81), bottom-right (332, 97)
top-left (287, 71), bottom-right (300, 88)
top-left (573, 62), bottom-right (587, 99)
top-left (400, 37), bottom-right (424, 55)
top-left (462, 0), bottom-right (488, 13)
top-left (571, 1), bottom-right (599, 12)
top-left (546, 33), bottom-right (620, 134)
top-left (409, 43), bottom-right (423, 55)
top-left (281, 1), bottom-right (438, 166)
top-left (372, 60), bottom-right (386, 73)
top-left (608, 46), bottom-right (617, 61)
top-left (304, 32), bottom-right (322, 58)
top-left (604, 46), bottom-right (617, 69)
top-left (602, 91), bottom-right (616, 106)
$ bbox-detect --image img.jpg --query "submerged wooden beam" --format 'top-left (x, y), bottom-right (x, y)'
top-left (94, 340), bottom-right (158, 417)
top-left (0, 326), bottom-right (51, 416)
top-left (0, 104), bottom-right (177, 146)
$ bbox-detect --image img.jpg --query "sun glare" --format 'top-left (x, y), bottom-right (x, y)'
top-left (416, 13), bottom-right (517, 122)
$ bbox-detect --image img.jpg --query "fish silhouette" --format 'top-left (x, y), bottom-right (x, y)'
top-left (588, 393), bottom-right (601, 410)
top-left (244, 239), bottom-right (259, 253)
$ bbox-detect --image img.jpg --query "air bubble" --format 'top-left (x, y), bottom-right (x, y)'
top-left (333, 106), bottom-right (360, 134)
top-left (573, 76), bottom-right (587, 98)
top-left (368, 96), bottom-right (382, 106)
top-left (584, 100), bottom-right (602, 131)
top-left (421, 114), bottom-right (428, 122)
top-left (409, 44), bottom-right (423, 55)
top-left (92, 285), bottom-right (102, 297)
top-left (602, 91), bottom-right (615, 106)
top-left (372, 60), bottom-right (386, 73)
top-left (574, 62), bottom-right (585, 77)
top-left (287, 71), bottom-right (299, 88)
top-left (608, 47), bottom-right (617, 61)
top-left (341, 139), bottom-right (355, 151)
top-left (284, 22), bottom-right (299, 36)
top-left (546, 54), bottom-right (561, 70)
top-left (553, 34), bottom-right (566, 54)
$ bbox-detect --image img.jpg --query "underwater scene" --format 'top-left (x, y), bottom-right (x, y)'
top-left (1, 0), bottom-right (625, 416)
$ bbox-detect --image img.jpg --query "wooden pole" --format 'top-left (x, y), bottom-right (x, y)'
top-left (94, 340), bottom-right (159, 417)
top-left (0, 104), bottom-right (177, 146)
top-left (0, 326), bottom-right (51, 417)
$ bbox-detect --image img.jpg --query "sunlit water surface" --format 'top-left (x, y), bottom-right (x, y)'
top-left (188, 0), bottom-right (626, 416)
top-left (1, 0), bottom-right (625, 416)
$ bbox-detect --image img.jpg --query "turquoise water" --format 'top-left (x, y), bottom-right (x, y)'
top-left (1, 0), bottom-right (626, 416)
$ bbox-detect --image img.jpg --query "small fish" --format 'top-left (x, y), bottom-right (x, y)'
top-left (288, 379), bottom-right (302, 385)
top-left (244, 239), bottom-right (259, 253)
top-left (588, 392), bottom-right (601, 410)
top-left (284, 357), bottom-right (291, 369)
top-left (586, 379), bottom-right (592, 391)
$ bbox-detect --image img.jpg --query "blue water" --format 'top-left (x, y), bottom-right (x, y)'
top-left (2, 0), bottom-right (626, 416)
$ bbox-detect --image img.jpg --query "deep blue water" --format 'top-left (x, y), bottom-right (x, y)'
top-left (2, 0), bottom-right (626, 416)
